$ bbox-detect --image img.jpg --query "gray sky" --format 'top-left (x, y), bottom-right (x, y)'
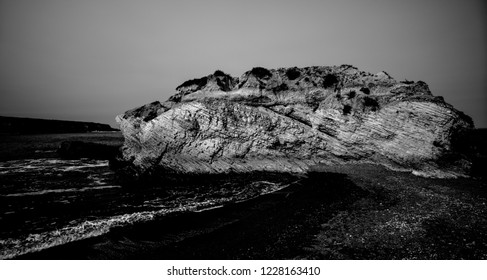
top-left (1, 0), bottom-right (486, 127)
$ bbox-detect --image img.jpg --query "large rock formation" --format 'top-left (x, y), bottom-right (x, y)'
top-left (115, 65), bottom-right (474, 181)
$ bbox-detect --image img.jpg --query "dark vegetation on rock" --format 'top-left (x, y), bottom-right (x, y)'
top-left (285, 68), bottom-right (301, 80)
top-left (272, 83), bottom-right (289, 93)
top-left (249, 67), bottom-right (273, 79)
top-left (359, 87), bottom-right (370, 95)
top-left (363, 96), bottom-right (379, 111)
top-left (322, 74), bottom-right (339, 88)
top-left (122, 101), bottom-right (163, 122)
top-left (213, 70), bottom-right (226, 76)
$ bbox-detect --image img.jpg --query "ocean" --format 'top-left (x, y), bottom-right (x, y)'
top-left (0, 132), bottom-right (296, 259)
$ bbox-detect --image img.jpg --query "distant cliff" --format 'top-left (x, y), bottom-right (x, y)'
top-left (115, 65), bottom-right (474, 180)
top-left (0, 116), bottom-right (118, 134)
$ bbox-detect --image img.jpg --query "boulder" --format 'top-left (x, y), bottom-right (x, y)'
top-left (114, 66), bottom-right (474, 181)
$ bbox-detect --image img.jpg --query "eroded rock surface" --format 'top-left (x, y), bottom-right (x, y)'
top-left (115, 65), bottom-right (474, 181)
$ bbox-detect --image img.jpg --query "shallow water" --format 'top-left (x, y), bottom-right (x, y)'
top-left (0, 158), bottom-right (292, 259)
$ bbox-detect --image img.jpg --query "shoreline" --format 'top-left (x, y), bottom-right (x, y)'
top-left (15, 171), bottom-right (364, 259)
top-left (14, 163), bottom-right (487, 260)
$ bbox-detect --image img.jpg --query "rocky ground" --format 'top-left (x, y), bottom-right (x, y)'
top-left (306, 164), bottom-right (487, 259)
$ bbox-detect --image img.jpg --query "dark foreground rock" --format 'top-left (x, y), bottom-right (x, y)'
top-left (115, 65), bottom-right (474, 181)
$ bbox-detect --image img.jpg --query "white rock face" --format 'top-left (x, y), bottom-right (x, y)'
top-left (115, 65), bottom-right (474, 180)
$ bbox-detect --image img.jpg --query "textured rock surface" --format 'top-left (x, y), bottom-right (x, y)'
top-left (115, 65), bottom-right (474, 180)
